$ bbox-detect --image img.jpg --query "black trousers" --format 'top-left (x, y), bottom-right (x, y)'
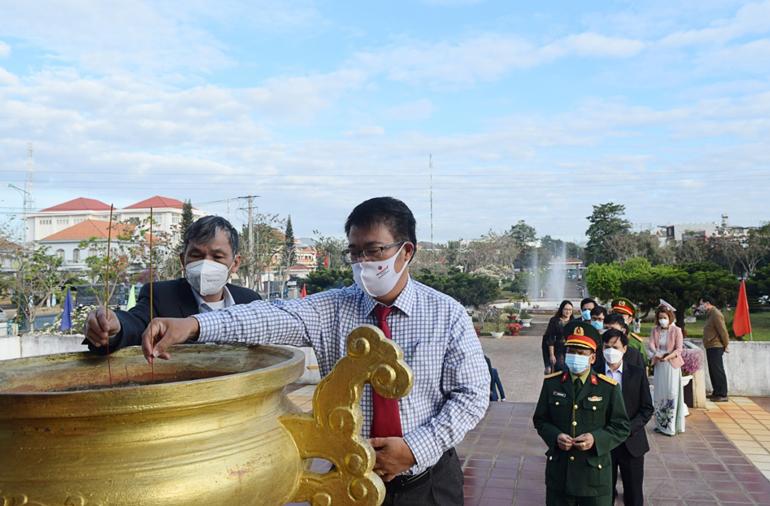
top-left (706, 347), bottom-right (728, 397)
top-left (611, 444), bottom-right (644, 506)
top-left (382, 448), bottom-right (463, 506)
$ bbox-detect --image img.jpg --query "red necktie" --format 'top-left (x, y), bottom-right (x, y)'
top-left (370, 305), bottom-right (403, 438)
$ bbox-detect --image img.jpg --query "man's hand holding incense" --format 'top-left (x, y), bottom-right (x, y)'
top-left (141, 317), bottom-right (200, 363)
top-left (84, 308), bottom-right (121, 348)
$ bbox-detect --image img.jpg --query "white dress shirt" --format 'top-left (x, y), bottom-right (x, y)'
top-left (193, 277), bottom-right (490, 474)
top-left (605, 360), bottom-right (624, 387)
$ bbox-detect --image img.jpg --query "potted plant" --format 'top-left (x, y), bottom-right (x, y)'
top-left (681, 348), bottom-right (702, 408)
top-left (506, 322), bottom-right (522, 336)
top-left (504, 305), bottom-right (518, 322)
top-left (519, 309), bottom-right (533, 327)
top-left (490, 308), bottom-right (504, 339)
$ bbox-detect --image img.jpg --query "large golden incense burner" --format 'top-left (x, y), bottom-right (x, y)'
top-left (0, 325), bottom-right (412, 506)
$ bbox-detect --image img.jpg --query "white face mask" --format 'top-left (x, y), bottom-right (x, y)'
top-left (658, 318), bottom-right (669, 328)
top-left (185, 259), bottom-right (231, 296)
top-left (352, 243), bottom-right (408, 298)
top-left (603, 347), bottom-right (623, 365)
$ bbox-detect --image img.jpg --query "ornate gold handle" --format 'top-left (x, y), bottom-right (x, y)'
top-left (280, 325), bottom-right (413, 506)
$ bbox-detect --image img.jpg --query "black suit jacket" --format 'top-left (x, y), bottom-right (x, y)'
top-left (593, 360), bottom-right (653, 457)
top-left (87, 278), bottom-right (260, 354)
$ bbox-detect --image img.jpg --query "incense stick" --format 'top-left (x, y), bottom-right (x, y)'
top-left (149, 208), bottom-right (154, 382)
top-left (104, 204), bottom-right (114, 386)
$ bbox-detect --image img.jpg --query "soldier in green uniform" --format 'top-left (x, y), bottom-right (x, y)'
top-left (533, 327), bottom-right (630, 505)
top-left (611, 298), bottom-right (647, 367)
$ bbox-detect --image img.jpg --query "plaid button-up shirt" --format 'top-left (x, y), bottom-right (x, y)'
top-left (194, 277), bottom-right (490, 474)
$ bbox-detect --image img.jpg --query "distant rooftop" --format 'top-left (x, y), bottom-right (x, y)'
top-left (40, 220), bottom-right (134, 242)
top-left (124, 195), bottom-right (185, 210)
top-left (40, 197), bottom-right (112, 212)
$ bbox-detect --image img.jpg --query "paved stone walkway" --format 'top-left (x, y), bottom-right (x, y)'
top-left (458, 402), bottom-right (770, 505)
top-left (705, 397), bottom-right (770, 481)
top-left (285, 320), bottom-right (770, 504)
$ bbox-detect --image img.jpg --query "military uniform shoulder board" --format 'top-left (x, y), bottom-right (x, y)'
top-left (630, 332), bottom-right (644, 343)
top-left (544, 371), bottom-right (562, 379)
top-left (598, 373), bottom-right (618, 386)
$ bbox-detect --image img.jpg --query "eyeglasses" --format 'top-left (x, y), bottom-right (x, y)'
top-left (342, 241), bottom-right (405, 264)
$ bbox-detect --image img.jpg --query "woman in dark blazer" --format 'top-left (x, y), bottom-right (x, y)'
top-left (541, 299), bottom-right (573, 373)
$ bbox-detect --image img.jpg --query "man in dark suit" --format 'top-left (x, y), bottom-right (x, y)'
top-left (601, 313), bottom-right (646, 370)
top-left (594, 329), bottom-right (653, 506)
top-left (564, 319), bottom-right (651, 369)
top-left (84, 215), bottom-right (260, 353)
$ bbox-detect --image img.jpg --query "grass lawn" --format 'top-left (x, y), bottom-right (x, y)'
top-left (639, 310), bottom-right (770, 342)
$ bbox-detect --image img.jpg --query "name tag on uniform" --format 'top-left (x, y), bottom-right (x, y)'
top-left (552, 391), bottom-right (567, 398)
top-left (587, 395), bottom-right (603, 402)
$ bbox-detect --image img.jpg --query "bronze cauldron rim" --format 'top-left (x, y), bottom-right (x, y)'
top-left (0, 343), bottom-right (306, 418)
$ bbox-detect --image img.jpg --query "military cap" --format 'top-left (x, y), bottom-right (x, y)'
top-left (611, 297), bottom-right (636, 317)
top-left (563, 320), bottom-right (601, 349)
top-left (565, 326), bottom-right (597, 352)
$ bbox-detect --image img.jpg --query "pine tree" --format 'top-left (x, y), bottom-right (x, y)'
top-left (178, 199), bottom-right (194, 252)
top-left (282, 216), bottom-right (296, 268)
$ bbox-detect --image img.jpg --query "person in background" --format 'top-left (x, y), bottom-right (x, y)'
top-left (543, 300), bottom-right (574, 373)
top-left (648, 306), bottom-right (685, 436)
top-left (579, 298), bottom-right (596, 322)
top-left (596, 329), bottom-right (653, 506)
top-left (700, 295), bottom-right (730, 402)
top-left (84, 216), bottom-right (260, 354)
top-left (611, 298), bottom-right (647, 368)
top-left (594, 322), bottom-right (646, 371)
top-left (533, 327), bottom-right (630, 505)
top-left (485, 355), bottom-right (506, 402)
top-left (590, 305), bottom-right (607, 332)
top-left (604, 313), bottom-right (628, 335)
top-left (140, 197), bottom-right (489, 506)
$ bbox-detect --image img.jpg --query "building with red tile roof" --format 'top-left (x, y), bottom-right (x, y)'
top-left (124, 195), bottom-right (185, 210)
top-left (40, 220), bottom-right (134, 242)
top-left (25, 195), bottom-right (203, 244)
top-left (40, 197), bottom-right (112, 213)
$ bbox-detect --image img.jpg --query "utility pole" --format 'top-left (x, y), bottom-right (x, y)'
top-left (242, 195), bottom-right (259, 290)
top-left (8, 144), bottom-right (35, 244)
top-left (8, 184), bottom-right (30, 244)
top-left (24, 143), bottom-right (34, 242)
top-left (429, 154), bottom-right (434, 261)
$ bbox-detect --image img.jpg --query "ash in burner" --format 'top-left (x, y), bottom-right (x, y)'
top-left (49, 370), bottom-right (231, 392)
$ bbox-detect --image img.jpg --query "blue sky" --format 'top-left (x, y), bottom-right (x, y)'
top-left (1, 0), bottom-right (769, 242)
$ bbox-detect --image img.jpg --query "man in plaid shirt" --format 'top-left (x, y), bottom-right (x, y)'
top-left (143, 197), bottom-right (490, 505)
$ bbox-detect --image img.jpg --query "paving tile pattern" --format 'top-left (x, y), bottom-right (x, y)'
top-left (705, 397), bottom-right (770, 482)
top-left (285, 383), bottom-right (770, 505)
top-left (458, 402), bottom-right (770, 505)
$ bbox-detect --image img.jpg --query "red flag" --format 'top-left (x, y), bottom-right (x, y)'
top-left (733, 279), bottom-right (752, 338)
top-left (323, 255), bottom-right (330, 268)
top-left (300, 284), bottom-right (307, 298)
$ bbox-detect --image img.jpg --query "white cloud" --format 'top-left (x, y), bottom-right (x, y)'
top-left (0, 66), bottom-right (17, 85)
top-left (0, 2), bottom-right (230, 76)
top-left (385, 99), bottom-right (435, 121)
top-left (0, 1), bottom-right (326, 78)
top-left (344, 126), bottom-right (386, 137)
top-left (697, 38), bottom-right (770, 74)
top-left (0, 40), bottom-right (9, 58)
top-left (550, 33), bottom-right (646, 58)
top-left (354, 32), bottom-right (645, 87)
top-left (244, 69), bottom-right (368, 122)
top-left (421, 0), bottom-right (484, 6)
top-left (659, 0), bottom-right (770, 47)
